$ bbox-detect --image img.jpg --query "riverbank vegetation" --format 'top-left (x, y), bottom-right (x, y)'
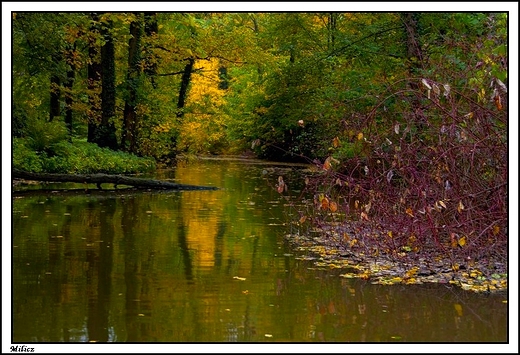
top-left (11, 11), bottom-right (508, 291)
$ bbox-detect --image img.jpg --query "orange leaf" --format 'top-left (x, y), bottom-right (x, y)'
top-left (332, 136), bottom-right (340, 148)
top-left (323, 157), bottom-right (332, 171)
top-left (405, 207), bottom-right (414, 217)
top-left (321, 197), bottom-right (330, 210)
top-left (494, 94), bottom-right (503, 110)
top-left (329, 201), bottom-right (338, 212)
top-left (299, 215), bottom-right (307, 224)
top-left (360, 211), bottom-right (369, 221)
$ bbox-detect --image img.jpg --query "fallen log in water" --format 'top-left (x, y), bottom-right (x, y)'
top-left (12, 169), bottom-right (218, 191)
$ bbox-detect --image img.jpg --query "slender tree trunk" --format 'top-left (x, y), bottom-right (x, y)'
top-left (122, 16), bottom-right (143, 154)
top-left (64, 42), bottom-right (76, 140)
top-left (327, 13), bottom-right (337, 52)
top-left (176, 57), bottom-right (195, 118)
top-left (401, 13), bottom-right (427, 131)
top-left (49, 52), bottom-right (61, 121)
top-left (87, 13), bottom-right (102, 143)
top-left (97, 18), bottom-right (118, 150)
top-left (401, 13), bottom-right (424, 77)
top-left (144, 12), bottom-right (158, 88)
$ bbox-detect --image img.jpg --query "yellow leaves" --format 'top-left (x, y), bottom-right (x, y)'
top-left (357, 132), bottom-right (364, 141)
top-left (457, 200), bottom-right (465, 214)
top-left (492, 225), bottom-right (500, 235)
top-left (332, 136), bottom-right (341, 148)
top-left (450, 234), bottom-right (466, 248)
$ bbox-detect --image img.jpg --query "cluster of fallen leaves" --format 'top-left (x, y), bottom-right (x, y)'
top-left (287, 233), bottom-right (507, 293)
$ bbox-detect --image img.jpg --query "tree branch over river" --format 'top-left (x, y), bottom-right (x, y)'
top-left (12, 169), bottom-right (218, 191)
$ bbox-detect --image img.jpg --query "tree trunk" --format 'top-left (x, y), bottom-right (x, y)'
top-left (87, 13), bottom-right (103, 143)
top-left (176, 57), bottom-right (195, 118)
top-left (64, 42), bottom-right (76, 140)
top-left (122, 16), bottom-right (143, 154)
top-left (327, 13), bottom-right (337, 52)
top-left (401, 13), bottom-right (424, 76)
top-left (97, 18), bottom-right (118, 150)
top-left (49, 58), bottom-right (61, 122)
top-left (144, 12), bottom-right (159, 88)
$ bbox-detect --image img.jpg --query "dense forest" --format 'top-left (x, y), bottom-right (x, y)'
top-left (11, 11), bottom-right (508, 287)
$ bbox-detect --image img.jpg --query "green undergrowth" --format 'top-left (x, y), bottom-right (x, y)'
top-left (13, 138), bottom-right (156, 174)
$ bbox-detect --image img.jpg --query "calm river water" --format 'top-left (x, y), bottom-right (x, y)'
top-left (11, 158), bottom-right (508, 345)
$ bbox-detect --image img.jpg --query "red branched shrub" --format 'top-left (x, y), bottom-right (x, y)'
top-left (297, 77), bottom-right (507, 268)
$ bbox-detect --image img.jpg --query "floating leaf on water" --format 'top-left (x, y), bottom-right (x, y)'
top-left (264, 334), bottom-right (273, 338)
top-left (233, 276), bottom-right (246, 281)
top-left (454, 303), bottom-right (463, 317)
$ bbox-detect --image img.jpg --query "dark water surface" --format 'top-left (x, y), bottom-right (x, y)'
top-left (12, 158), bottom-right (508, 344)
